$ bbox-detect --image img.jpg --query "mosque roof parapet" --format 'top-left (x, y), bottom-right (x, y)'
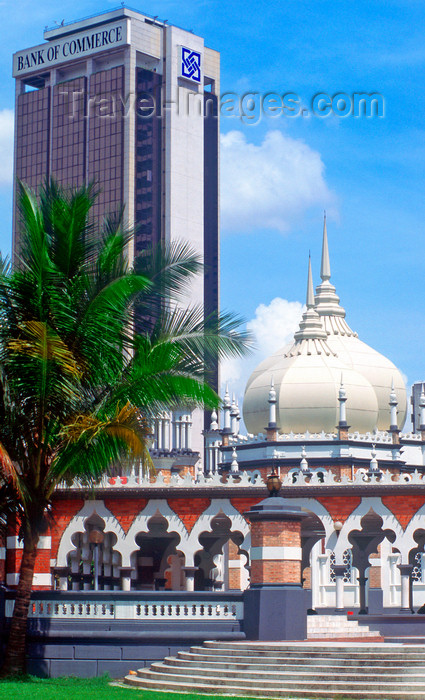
top-left (227, 428), bottom-right (406, 445)
top-left (56, 466), bottom-right (425, 492)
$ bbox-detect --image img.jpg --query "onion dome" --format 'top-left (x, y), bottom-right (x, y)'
top-left (243, 256), bottom-right (379, 435)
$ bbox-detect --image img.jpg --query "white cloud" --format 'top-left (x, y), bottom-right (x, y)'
top-left (220, 297), bottom-right (303, 418)
top-left (220, 129), bottom-right (334, 233)
top-left (0, 109), bottom-right (14, 187)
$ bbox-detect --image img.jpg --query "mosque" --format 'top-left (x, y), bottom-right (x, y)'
top-left (2, 218), bottom-right (425, 677)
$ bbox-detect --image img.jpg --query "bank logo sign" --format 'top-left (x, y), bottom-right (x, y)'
top-left (179, 46), bottom-right (202, 83)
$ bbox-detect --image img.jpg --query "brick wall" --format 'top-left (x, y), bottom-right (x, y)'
top-left (381, 495), bottom-right (425, 529)
top-left (104, 498), bottom-right (148, 534)
top-left (167, 498), bottom-right (211, 532)
top-left (251, 520), bottom-right (301, 548)
top-left (316, 496), bottom-right (361, 523)
top-left (251, 560), bottom-right (301, 584)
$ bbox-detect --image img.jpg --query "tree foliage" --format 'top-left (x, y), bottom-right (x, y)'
top-left (0, 181), bottom-right (251, 675)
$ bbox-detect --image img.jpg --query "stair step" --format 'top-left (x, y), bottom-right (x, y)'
top-left (123, 675), bottom-right (425, 699)
top-left (124, 641), bottom-right (425, 699)
top-left (176, 651), bottom-right (425, 667)
top-left (197, 643), bottom-right (425, 658)
top-left (147, 661), bottom-right (425, 683)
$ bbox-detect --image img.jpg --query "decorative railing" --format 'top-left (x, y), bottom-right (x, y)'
top-left (57, 470), bottom-right (264, 490)
top-left (55, 466), bottom-right (425, 490)
top-left (5, 593), bottom-right (244, 622)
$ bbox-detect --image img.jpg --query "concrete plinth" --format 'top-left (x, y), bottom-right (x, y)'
top-left (243, 585), bottom-right (310, 640)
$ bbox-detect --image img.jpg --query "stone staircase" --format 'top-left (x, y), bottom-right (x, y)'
top-left (307, 614), bottom-right (381, 639)
top-left (124, 641), bottom-right (425, 698)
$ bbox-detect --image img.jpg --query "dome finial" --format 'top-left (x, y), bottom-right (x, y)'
top-left (320, 211), bottom-right (331, 282)
top-left (307, 252), bottom-right (315, 308)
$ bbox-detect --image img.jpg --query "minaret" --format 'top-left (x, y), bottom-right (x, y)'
top-left (314, 214), bottom-right (356, 337)
top-left (419, 384), bottom-right (425, 441)
top-left (389, 380), bottom-right (400, 445)
top-left (221, 385), bottom-right (232, 447)
top-left (230, 393), bottom-right (238, 436)
top-left (235, 400), bottom-right (241, 436)
top-left (337, 374), bottom-right (350, 440)
top-left (266, 377), bottom-right (279, 441)
top-left (203, 409), bottom-right (220, 476)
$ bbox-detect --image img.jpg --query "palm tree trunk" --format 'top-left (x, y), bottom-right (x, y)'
top-left (1, 534), bottom-right (39, 676)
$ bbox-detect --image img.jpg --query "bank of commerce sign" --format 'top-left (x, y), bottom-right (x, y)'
top-left (179, 46), bottom-right (202, 84)
top-left (12, 20), bottom-right (130, 77)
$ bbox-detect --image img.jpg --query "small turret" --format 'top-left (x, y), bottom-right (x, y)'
top-left (419, 384), bottom-right (425, 440)
top-left (221, 385), bottom-right (232, 446)
top-left (367, 445), bottom-right (382, 480)
top-left (389, 379), bottom-right (400, 445)
top-left (266, 377), bottom-right (279, 441)
top-left (337, 374), bottom-right (350, 440)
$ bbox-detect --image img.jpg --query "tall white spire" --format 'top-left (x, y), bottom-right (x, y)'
top-left (294, 255), bottom-right (328, 342)
top-left (307, 253), bottom-right (315, 308)
top-left (320, 212), bottom-right (331, 282)
top-left (314, 215), bottom-right (356, 338)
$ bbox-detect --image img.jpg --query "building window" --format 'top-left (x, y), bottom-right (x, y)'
top-left (329, 549), bottom-right (352, 583)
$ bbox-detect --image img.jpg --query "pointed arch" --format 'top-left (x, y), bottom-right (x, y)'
top-left (124, 499), bottom-right (189, 565)
top-left (186, 498), bottom-right (251, 567)
top-left (56, 500), bottom-right (125, 567)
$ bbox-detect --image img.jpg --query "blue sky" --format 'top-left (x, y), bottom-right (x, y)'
top-left (0, 0), bottom-right (424, 415)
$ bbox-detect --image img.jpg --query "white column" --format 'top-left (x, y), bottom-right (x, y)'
top-left (71, 551), bottom-right (80, 591)
top-left (172, 414), bottom-right (178, 449)
top-left (82, 536), bottom-right (91, 591)
top-left (163, 413), bottom-right (170, 450)
top-left (112, 551), bottom-right (120, 591)
top-left (183, 567), bottom-right (196, 591)
top-left (180, 415), bottom-right (186, 449)
top-left (186, 414), bottom-right (192, 450)
top-left (103, 533), bottom-right (111, 591)
top-left (398, 564), bottom-right (413, 612)
top-left (120, 567), bottom-right (132, 592)
top-left (333, 564), bottom-right (346, 611)
top-left (318, 553), bottom-right (328, 607)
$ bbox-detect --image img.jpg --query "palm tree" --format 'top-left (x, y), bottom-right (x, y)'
top-left (0, 181), bottom-right (250, 676)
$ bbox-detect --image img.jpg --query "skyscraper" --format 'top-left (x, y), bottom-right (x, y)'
top-left (12, 7), bottom-right (220, 462)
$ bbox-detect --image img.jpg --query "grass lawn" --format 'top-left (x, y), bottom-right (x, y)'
top-left (0, 675), bottom-right (255, 700)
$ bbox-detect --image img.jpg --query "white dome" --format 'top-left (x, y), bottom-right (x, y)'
top-left (243, 340), bottom-right (379, 435)
top-left (320, 334), bottom-right (406, 430)
top-left (242, 219), bottom-right (407, 435)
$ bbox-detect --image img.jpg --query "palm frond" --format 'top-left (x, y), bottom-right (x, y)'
top-left (8, 321), bottom-right (82, 379)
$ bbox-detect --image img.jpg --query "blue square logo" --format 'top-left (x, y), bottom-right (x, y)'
top-left (180, 46), bottom-right (202, 83)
